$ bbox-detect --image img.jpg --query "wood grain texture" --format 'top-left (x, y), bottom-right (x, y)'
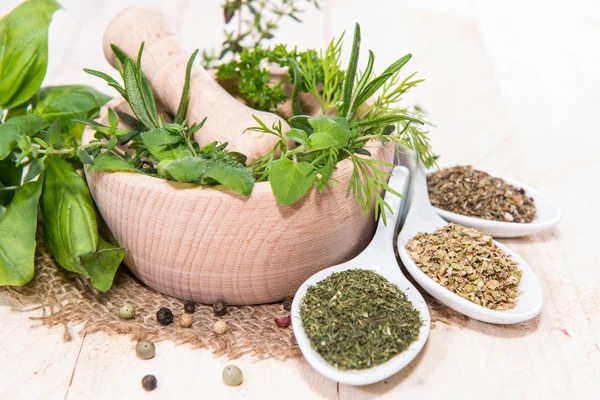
top-left (102, 5), bottom-right (292, 163)
top-left (82, 97), bottom-right (394, 305)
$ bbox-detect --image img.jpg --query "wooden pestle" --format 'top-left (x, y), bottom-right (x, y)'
top-left (103, 6), bottom-right (291, 163)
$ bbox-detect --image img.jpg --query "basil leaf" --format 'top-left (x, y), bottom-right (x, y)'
top-left (4, 114), bottom-right (50, 136)
top-left (269, 158), bottom-right (315, 205)
top-left (158, 157), bottom-right (207, 183)
top-left (41, 156), bottom-right (98, 275)
top-left (34, 89), bottom-right (100, 132)
top-left (0, 0), bottom-right (61, 109)
top-left (307, 115), bottom-right (352, 150)
top-left (78, 237), bottom-right (124, 292)
top-left (0, 175), bottom-right (44, 286)
top-left (0, 159), bottom-right (23, 207)
top-left (32, 85), bottom-right (111, 109)
top-left (204, 160), bottom-right (255, 196)
top-left (88, 151), bottom-right (140, 174)
top-left (141, 128), bottom-right (191, 161)
top-left (0, 124), bottom-right (21, 160)
top-left (285, 128), bottom-right (309, 147)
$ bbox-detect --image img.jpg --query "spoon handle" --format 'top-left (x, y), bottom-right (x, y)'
top-left (371, 166), bottom-right (410, 250)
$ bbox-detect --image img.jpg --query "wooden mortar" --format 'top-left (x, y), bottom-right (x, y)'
top-left (82, 96), bottom-right (394, 305)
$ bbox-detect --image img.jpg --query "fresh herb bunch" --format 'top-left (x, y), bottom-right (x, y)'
top-left (215, 44), bottom-right (326, 112)
top-left (248, 24), bottom-right (435, 223)
top-left (78, 44), bottom-right (255, 196)
top-left (202, 0), bottom-right (321, 68)
top-left (0, 0), bottom-right (124, 291)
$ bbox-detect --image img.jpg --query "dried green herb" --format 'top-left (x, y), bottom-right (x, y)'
top-left (299, 269), bottom-right (422, 370)
top-left (406, 223), bottom-right (522, 310)
top-left (428, 166), bottom-right (536, 223)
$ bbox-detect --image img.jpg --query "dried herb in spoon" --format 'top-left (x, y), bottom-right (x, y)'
top-left (299, 269), bottom-right (422, 370)
top-left (427, 166), bottom-right (537, 223)
top-left (406, 223), bottom-right (522, 310)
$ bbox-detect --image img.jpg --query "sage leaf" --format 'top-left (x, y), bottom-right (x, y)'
top-left (307, 115), bottom-right (351, 150)
top-left (88, 152), bottom-right (139, 174)
top-left (0, 175), bottom-right (44, 286)
top-left (141, 128), bottom-right (191, 161)
top-left (158, 157), bottom-right (207, 183)
top-left (269, 158), bottom-right (315, 205)
top-left (286, 128), bottom-right (309, 147)
top-left (0, 0), bottom-right (61, 109)
top-left (78, 237), bottom-right (124, 292)
top-left (123, 57), bottom-right (159, 130)
top-left (288, 115), bottom-right (313, 134)
top-left (204, 160), bottom-right (255, 196)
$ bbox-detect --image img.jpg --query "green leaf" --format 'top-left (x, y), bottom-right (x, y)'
top-left (269, 158), bottom-right (315, 205)
top-left (78, 237), bottom-right (124, 292)
top-left (288, 115), bottom-right (314, 134)
top-left (0, 124), bottom-right (21, 160)
top-left (341, 23), bottom-right (361, 118)
top-left (354, 114), bottom-right (424, 127)
top-left (88, 151), bottom-right (139, 173)
top-left (307, 115), bottom-right (352, 150)
top-left (77, 150), bottom-right (94, 165)
top-left (353, 50), bottom-right (375, 106)
top-left (34, 89), bottom-right (99, 132)
top-left (0, 159), bottom-right (23, 207)
top-left (204, 160), bottom-right (255, 196)
top-left (288, 57), bottom-right (304, 115)
top-left (108, 108), bottom-right (119, 129)
top-left (381, 53), bottom-right (412, 76)
top-left (32, 85), bottom-right (111, 109)
top-left (42, 119), bottom-right (65, 148)
top-left (0, 175), bottom-right (44, 286)
top-left (175, 49), bottom-right (199, 124)
top-left (40, 156), bottom-right (98, 276)
top-left (40, 156), bottom-right (124, 292)
top-left (72, 118), bottom-right (131, 137)
top-left (107, 137), bottom-right (117, 151)
top-left (0, 0), bottom-right (61, 109)
top-left (23, 157), bottom-right (45, 182)
top-left (4, 114), bottom-right (50, 136)
top-left (122, 56), bottom-right (159, 130)
top-left (158, 156), bottom-right (207, 183)
top-left (141, 128), bottom-right (191, 161)
top-left (285, 128), bottom-right (309, 146)
top-left (83, 69), bottom-right (127, 99)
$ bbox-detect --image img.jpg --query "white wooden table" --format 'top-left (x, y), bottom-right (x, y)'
top-left (1, 0), bottom-right (599, 398)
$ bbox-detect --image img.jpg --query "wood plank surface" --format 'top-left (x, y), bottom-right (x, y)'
top-left (0, 0), bottom-right (598, 399)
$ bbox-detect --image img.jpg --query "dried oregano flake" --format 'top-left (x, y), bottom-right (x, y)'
top-left (299, 269), bottom-right (422, 370)
top-left (406, 223), bottom-right (522, 310)
top-left (427, 166), bottom-right (537, 223)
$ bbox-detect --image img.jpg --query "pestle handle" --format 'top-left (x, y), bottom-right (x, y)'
top-left (103, 6), bottom-right (291, 163)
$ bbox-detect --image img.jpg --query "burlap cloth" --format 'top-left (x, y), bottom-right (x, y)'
top-left (1, 233), bottom-right (469, 360)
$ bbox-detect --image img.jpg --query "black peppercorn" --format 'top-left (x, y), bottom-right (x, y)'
top-left (213, 301), bottom-right (228, 316)
top-left (156, 307), bottom-right (174, 325)
top-left (141, 374), bottom-right (157, 391)
top-left (183, 301), bottom-right (195, 314)
top-left (282, 297), bottom-right (293, 311)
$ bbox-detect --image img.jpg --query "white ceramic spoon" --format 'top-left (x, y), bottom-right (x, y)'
top-left (397, 153), bottom-right (544, 324)
top-left (430, 170), bottom-right (562, 238)
top-left (291, 166), bottom-right (431, 386)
